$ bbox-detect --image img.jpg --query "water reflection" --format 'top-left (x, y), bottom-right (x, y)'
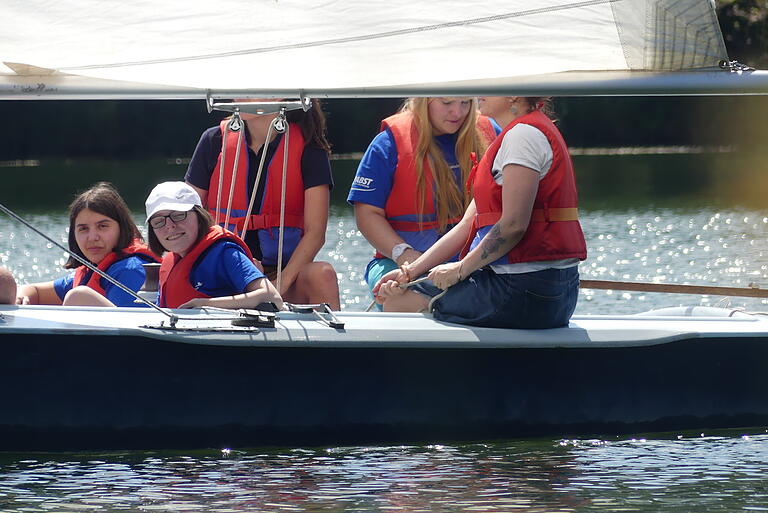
top-left (578, 209), bottom-right (768, 313)
top-left (559, 434), bottom-right (768, 511)
top-left (2, 433), bottom-right (767, 512)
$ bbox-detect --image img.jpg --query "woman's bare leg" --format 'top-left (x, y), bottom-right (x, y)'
top-left (381, 289), bottom-right (430, 313)
top-left (283, 261), bottom-right (340, 310)
top-left (63, 285), bottom-right (116, 307)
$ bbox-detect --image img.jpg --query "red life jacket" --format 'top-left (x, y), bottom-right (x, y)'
top-left (376, 112), bottom-right (497, 258)
top-left (72, 239), bottom-right (160, 296)
top-left (463, 109), bottom-right (587, 264)
top-left (208, 120), bottom-right (305, 234)
top-left (158, 226), bottom-right (254, 308)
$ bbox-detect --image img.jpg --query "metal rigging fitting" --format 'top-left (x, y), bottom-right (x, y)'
top-left (207, 94), bottom-right (312, 116)
top-left (273, 108), bottom-right (287, 133)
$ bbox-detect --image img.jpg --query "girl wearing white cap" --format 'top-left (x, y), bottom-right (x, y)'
top-left (145, 181), bottom-right (283, 310)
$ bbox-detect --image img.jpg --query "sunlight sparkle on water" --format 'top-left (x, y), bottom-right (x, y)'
top-left (1, 207), bottom-right (767, 313)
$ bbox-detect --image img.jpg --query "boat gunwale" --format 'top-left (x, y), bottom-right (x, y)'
top-left (2, 304), bottom-right (768, 349)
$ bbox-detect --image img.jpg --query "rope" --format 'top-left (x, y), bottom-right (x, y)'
top-left (427, 288), bottom-right (449, 313)
top-left (276, 112), bottom-right (289, 295)
top-left (240, 115), bottom-right (278, 240)
top-left (215, 120), bottom-right (229, 226)
top-left (0, 202), bottom-right (178, 325)
top-left (224, 119), bottom-right (244, 231)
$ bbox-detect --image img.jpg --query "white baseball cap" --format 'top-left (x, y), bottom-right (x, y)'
top-left (145, 181), bottom-right (202, 219)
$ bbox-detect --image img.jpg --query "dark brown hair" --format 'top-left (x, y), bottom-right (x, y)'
top-left (147, 206), bottom-right (213, 256)
top-left (522, 97), bottom-right (556, 121)
top-left (64, 182), bottom-right (142, 269)
top-left (285, 99), bottom-right (332, 153)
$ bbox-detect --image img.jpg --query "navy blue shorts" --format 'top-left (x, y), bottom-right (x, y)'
top-left (411, 266), bottom-right (579, 329)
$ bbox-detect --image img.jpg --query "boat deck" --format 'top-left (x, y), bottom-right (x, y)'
top-left (1, 303), bottom-right (767, 348)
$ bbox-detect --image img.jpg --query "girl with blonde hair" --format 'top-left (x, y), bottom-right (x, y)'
top-left (348, 97), bottom-right (499, 297)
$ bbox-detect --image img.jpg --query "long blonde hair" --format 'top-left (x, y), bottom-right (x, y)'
top-left (403, 97), bottom-right (489, 232)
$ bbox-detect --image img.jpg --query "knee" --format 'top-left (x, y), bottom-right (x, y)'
top-left (63, 286), bottom-right (90, 305)
top-left (307, 261), bottom-right (338, 288)
top-left (63, 286), bottom-right (102, 306)
top-left (0, 267), bottom-right (16, 305)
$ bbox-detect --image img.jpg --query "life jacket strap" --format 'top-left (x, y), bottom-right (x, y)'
top-left (475, 207), bottom-right (579, 227)
top-left (387, 216), bottom-right (461, 232)
top-left (245, 213), bottom-right (304, 231)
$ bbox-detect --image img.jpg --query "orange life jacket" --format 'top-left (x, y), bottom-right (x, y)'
top-left (375, 112), bottom-right (496, 258)
top-left (72, 239), bottom-right (159, 295)
top-left (158, 226), bottom-right (254, 308)
top-left (208, 120), bottom-right (305, 234)
top-left (463, 109), bottom-right (587, 264)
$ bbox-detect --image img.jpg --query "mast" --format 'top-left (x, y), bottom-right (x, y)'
top-left (3, 69), bottom-right (768, 100)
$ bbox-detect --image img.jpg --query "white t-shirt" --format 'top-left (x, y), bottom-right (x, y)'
top-left (488, 123), bottom-right (579, 274)
top-left (492, 123), bottom-right (552, 184)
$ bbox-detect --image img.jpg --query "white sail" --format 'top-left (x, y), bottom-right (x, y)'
top-left (1, 0), bottom-right (766, 98)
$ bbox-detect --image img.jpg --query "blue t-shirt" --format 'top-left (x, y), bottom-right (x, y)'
top-left (347, 129), bottom-right (463, 253)
top-left (181, 240), bottom-right (265, 300)
top-left (54, 255), bottom-right (150, 308)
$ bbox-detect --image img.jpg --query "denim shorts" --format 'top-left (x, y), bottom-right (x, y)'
top-left (411, 266), bottom-right (579, 329)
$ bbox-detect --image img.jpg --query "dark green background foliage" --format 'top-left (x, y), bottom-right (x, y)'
top-left (718, 0), bottom-right (768, 68)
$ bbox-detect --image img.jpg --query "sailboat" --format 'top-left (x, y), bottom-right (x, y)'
top-left (1, 0), bottom-right (767, 451)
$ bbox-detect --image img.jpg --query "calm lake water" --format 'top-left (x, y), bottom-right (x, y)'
top-left (1, 151), bottom-right (767, 511)
top-left (2, 432), bottom-right (768, 512)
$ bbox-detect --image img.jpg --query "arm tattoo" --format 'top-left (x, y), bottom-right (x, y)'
top-left (480, 224), bottom-right (506, 261)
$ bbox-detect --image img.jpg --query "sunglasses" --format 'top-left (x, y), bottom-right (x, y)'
top-left (149, 211), bottom-right (189, 229)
